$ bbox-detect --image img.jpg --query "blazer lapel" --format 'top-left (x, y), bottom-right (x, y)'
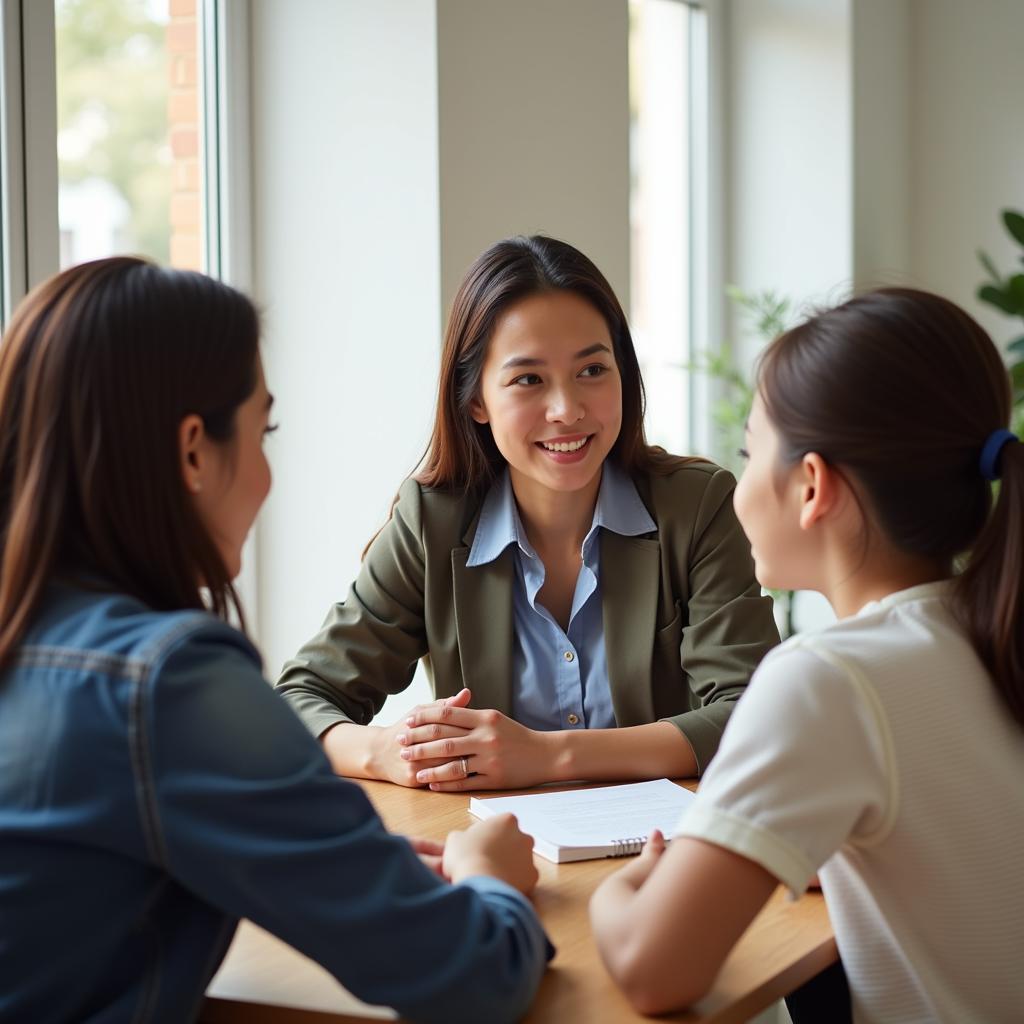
top-left (601, 531), bottom-right (660, 726)
top-left (451, 546), bottom-right (515, 717)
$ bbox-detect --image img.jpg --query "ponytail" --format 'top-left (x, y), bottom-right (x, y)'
top-left (757, 288), bottom-right (1024, 731)
top-left (953, 438), bottom-right (1024, 727)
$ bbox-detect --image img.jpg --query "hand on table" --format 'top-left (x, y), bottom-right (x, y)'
top-left (323, 689), bottom-right (473, 787)
top-left (406, 836), bottom-right (447, 878)
top-left (398, 693), bottom-right (555, 791)
top-left (443, 813), bottom-right (539, 895)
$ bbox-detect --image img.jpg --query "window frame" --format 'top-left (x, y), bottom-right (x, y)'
top-left (1, 0), bottom-right (59, 322)
top-left (690, 0), bottom-right (727, 458)
top-left (203, 0), bottom-right (253, 292)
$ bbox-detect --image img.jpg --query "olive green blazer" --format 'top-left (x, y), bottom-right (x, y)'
top-left (276, 462), bottom-right (779, 774)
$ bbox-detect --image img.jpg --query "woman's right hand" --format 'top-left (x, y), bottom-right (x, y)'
top-left (323, 689), bottom-right (474, 787)
top-left (443, 813), bottom-right (539, 895)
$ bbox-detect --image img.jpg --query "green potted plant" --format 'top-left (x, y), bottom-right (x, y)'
top-left (977, 209), bottom-right (1024, 436)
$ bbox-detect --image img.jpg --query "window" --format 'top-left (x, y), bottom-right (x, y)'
top-left (2, 0), bottom-right (255, 616)
top-left (1, 0), bottom-right (245, 318)
top-left (629, 0), bottom-right (711, 457)
top-left (55, 0), bottom-right (205, 270)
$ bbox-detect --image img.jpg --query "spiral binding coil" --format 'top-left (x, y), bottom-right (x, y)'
top-left (608, 836), bottom-right (646, 857)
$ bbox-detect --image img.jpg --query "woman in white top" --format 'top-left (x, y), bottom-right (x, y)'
top-left (589, 287), bottom-right (1024, 1023)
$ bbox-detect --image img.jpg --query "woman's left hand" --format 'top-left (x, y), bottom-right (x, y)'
top-left (397, 702), bottom-right (555, 791)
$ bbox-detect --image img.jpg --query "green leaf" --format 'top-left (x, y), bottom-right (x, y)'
top-left (1010, 275), bottom-right (1024, 309)
top-left (1006, 335), bottom-right (1024, 357)
top-left (1010, 362), bottom-right (1024, 399)
top-left (1003, 210), bottom-right (1024, 248)
top-left (978, 249), bottom-right (1002, 284)
top-left (725, 286), bottom-right (793, 342)
top-left (978, 284), bottom-right (1022, 316)
top-left (1014, 406), bottom-right (1024, 440)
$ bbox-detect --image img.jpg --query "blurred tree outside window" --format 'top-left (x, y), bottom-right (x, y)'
top-left (56, 0), bottom-right (203, 270)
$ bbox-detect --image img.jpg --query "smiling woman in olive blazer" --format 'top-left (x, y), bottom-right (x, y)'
top-left (276, 236), bottom-right (779, 791)
top-left (278, 462), bottom-right (776, 772)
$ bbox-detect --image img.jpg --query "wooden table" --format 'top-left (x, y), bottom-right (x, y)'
top-left (202, 779), bottom-right (835, 1024)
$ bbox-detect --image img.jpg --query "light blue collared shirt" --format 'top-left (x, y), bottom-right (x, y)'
top-left (466, 462), bottom-right (656, 732)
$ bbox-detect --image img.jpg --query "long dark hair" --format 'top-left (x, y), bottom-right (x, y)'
top-left (417, 235), bottom-right (691, 492)
top-left (0, 256), bottom-right (260, 666)
top-left (758, 286), bottom-right (1024, 727)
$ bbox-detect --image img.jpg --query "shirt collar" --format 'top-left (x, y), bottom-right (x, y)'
top-left (466, 470), bottom-right (527, 567)
top-left (854, 579), bottom-right (953, 618)
top-left (591, 459), bottom-right (657, 539)
top-left (466, 462), bottom-right (655, 568)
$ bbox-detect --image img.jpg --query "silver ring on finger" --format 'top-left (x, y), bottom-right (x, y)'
top-left (460, 756), bottom-right (470, 777)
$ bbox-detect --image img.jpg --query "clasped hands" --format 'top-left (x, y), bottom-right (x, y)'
top-left (380, 687), bottom-right (554, 791)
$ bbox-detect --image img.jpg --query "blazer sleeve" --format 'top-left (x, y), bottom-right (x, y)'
top-left (662, 467), bottom-right (780, 773)
top-left (275, 478), bottom-right (430, 738)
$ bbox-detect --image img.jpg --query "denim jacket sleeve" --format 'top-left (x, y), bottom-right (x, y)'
top-left (140, 619), bottom-right (552, 1024)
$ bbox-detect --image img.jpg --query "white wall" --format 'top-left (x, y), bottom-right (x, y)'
top-left (726, 0), bottom-right (1024, 349)
top-left (726, 0), bottom-right (852, 358)
top-left (250, 0), bottom-right (442, 682)
top-left (851, 0), bottom-right (911, 289)
top-left (908, 0), bottom-right (1024, 346)
top-left (436, 0), bottom-right (630, 310)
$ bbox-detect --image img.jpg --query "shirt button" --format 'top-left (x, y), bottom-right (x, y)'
top-left (563, 650), bottom-right (575, 662)
top-left (567, 713), bottom-right (580, 725)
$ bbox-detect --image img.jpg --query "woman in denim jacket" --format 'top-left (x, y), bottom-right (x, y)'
top-left (0, 258), bottom-right (551, 1024)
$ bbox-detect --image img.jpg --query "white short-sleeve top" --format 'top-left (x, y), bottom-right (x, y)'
top-left (675, 581), bottom-right (1024, 1023)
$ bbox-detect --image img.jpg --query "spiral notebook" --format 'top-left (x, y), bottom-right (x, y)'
top-left (468, 778), bottom-right (696, 863)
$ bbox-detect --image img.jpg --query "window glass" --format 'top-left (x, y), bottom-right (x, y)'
top-left (55, 0), bottom-right (203, 269)
top-left (629, 0), bottom-right (701, 454)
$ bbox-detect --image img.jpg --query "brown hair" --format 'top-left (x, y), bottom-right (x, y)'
top-left (417, 235), bottom-right (691, 493)
top-left (758, 286), bottom-right (1024, 727)
top-left (0, 256), bottom-right (260, 666)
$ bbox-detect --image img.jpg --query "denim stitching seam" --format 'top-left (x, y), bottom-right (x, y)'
top-left (14, 645), bottom-right (147, 680)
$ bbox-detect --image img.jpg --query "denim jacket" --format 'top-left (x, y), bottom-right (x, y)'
top-left (0, 584), bottom-right (551, 1023)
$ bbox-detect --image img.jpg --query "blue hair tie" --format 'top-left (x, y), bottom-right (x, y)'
top-left (979, 428), bottom-right (1019, 481)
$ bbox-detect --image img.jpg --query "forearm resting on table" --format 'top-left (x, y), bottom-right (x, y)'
top-left (591, 838), bottom-right (777, 1015)
top-left (547, 720), bottom-right (698, 782)
top-left (320, 720), bottom-right (383, 778)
